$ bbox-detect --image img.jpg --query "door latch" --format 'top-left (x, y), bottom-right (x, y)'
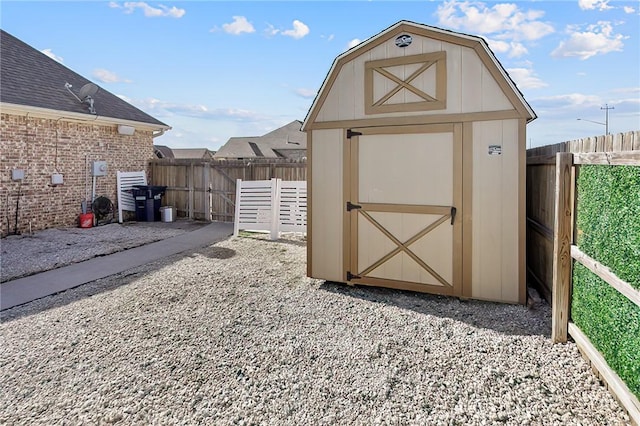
top-left (451, 207), bottom-right (457, 225)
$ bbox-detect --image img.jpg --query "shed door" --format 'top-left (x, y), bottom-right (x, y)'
top-left (345, 124), bottom-right (462, 296)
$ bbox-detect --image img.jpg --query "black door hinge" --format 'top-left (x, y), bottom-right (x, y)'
top-left (347, 271), bottom-right (361, 281)
top-left (451, 207), bottom-right (457, 225)
top-left (346, 201), bottom-right (362, 211)
top-left (347, 129), bottom-right (362, 139)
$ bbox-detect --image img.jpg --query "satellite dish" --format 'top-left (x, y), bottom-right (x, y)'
top-left (78, 83), bottom-right (98, 100)
top-left (64, 81), bottom-right (99, 114)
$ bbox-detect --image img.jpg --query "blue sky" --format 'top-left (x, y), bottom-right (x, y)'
top-left (2, 1), bottom-right (639, 149)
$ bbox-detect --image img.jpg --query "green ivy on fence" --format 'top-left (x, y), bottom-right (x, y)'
top-left (572, 165), bottom-right (640, 399)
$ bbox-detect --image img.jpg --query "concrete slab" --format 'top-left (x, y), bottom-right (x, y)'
top-left (1, 222), bottom-right (233, 311)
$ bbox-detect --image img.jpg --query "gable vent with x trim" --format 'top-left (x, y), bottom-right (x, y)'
top-left (364, 51), bottom-right (447, 115)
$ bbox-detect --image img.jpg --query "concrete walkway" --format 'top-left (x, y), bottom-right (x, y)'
top-left (1, 222), bottom-right (233, 311)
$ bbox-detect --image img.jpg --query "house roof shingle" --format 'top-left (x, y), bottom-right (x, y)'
top-left (213, 120), bottom-right (306, 159)
top-left (0, 29), bottom-right (168, 128)
top-left (154, 145), bottom-right (175, 159)
top-left (171, 148), bottom-right (215, 159)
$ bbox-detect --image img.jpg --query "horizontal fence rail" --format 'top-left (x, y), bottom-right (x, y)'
top-left (570, 245), bottom-right (640, 309)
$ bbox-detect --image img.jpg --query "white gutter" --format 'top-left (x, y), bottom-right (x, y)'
top-left (0, 102), bottom-right (171, 133)
top-left (153, 128), bottom-right (168, 138)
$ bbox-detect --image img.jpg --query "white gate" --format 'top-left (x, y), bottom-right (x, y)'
top-left (234, 179), bottom-right (307, 239)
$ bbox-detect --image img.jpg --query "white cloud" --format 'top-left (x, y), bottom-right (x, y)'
top-left (295, 88), bottom-right (317, 99)
top-left (578, 0), bottom-right (612, 11)
top-left (506, 67), bottom-right (547, 89)
top-left (623, 6), bottom-right (636, 14)
top-left (347, 38), bottom-right (362, 49)
top-left (109, 2), bottom-right (185, 18)
top-left (551, 21), bottom-right (626, 60)
top-left (93, 69), bottom-right (132, 84)
top-left (436, 0), bottom-right (554, 40)
top-left (610, 87), bottom-right (640, 94)
top-left (125, 97), bottom-right (265, 122)
top-left (533, 93), bottom-right (601, 110)
top-left (222, 16), bottom-right (255, 35)
top-left (508, 43), bottom-right (529, 58)
top-left (265, 20), bottom-right (310, 39)
top-left (517, 20), bottom-right (555, 41)
top-left (486, 38), bottom-right (509, 53)
top-left (281, 20), bottom-right (310, 39)
top-left (41, 49), bottom-right (63, 63)
top-left (264, 24), bottom-right (279, 37)
top-left (485, 38), bottom-right (528, 58)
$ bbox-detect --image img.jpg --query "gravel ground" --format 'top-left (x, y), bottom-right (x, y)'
top-left (1, 220), bottom-right (208, 282)
top-left (0, 234), bottom-right (631, 425)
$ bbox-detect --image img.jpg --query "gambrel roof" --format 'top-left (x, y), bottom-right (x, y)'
top-left (303, 20), bottom-right (536, 130)
top-left (0, 29), bottom-right (169, 129)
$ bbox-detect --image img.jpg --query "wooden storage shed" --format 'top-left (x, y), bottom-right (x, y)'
top-left (302, 21), bottom-right (536, 304)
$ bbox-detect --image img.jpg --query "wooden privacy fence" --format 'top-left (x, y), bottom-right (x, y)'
top-left (527, 131), bottom-right (640, 424)
top-left (526, 131), bottom-right (640, 301)
top-left (149, 158), bottom-right (306, 222)
top-left (233, 178), bottom-right (307, 239)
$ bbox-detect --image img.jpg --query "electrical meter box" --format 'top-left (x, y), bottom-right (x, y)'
top-left (11, 169), bottom-right (25, 181)
top-left (92, 161), bottom-right (108, 176)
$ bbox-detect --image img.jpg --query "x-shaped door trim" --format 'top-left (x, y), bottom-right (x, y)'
top-left (355, 204), bottom-right (453, 287)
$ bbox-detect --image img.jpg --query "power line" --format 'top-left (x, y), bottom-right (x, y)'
top-left (601, 104), bottom-right (614, 135)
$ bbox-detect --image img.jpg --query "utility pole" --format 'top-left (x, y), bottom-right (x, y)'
top-left (601, 104), bottom-right (614, 135)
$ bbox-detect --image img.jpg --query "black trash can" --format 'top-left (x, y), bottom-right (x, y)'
top-left (131, 185), bottom-right (167, 221)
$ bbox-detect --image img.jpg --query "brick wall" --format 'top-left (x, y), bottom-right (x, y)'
top-left (0, 113), bottom-right (155, 236)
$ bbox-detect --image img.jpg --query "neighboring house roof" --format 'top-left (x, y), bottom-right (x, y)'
top-left (0, 29), bottom-right (169, 129)
top-left (171, 148), bottom-right (215, 159)
top-left (261, 120), bottom-right (306, 145)
top-left (272, 148), bottom-right (307, 160)
top-left (303, 20), bottom-right (536, 130)
top-left (154, 145), bottom-right (175, 159)
top-left (214, 120), bottom-right (306, 159)
top-left (214, 137), bottom-right (265, 158)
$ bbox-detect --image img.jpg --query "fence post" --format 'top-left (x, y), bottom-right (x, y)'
top-left (552, 152), bottom-right (574, 343)
top-left (233, 179), bottom-right (242, 237)
top-left (204, 163), bottom-right (211, 222)
top-left (188, 162), bottom-right (194, 219)
top-left (270, 178), bottom-right (280, 240)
